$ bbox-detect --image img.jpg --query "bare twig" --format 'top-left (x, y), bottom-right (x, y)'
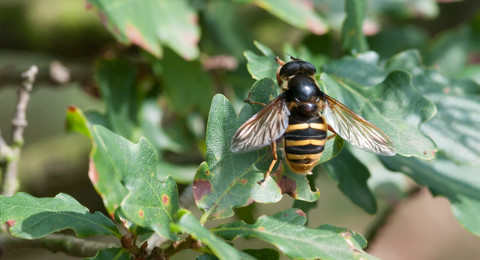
top-left (0, 130), bottom-right (11, 161)
top-left (0, 233), bottom-right (117, 258)
top-left (12, 66), bottom-right (38, 145)
top-left (1, 65), bottom-right (38, 196)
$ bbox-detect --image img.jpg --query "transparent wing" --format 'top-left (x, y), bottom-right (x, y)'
top-left (323, 95), bottom-right (396, 156)
top-left (230, 96), bottom-right (290, 153)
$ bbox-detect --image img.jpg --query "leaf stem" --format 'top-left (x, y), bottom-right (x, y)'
top-left (199, 207), bottom-right (215, 225)
top-left (0, 233), bottom-right (116, 258)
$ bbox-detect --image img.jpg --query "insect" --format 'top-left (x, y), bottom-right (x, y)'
top-left (230, 56), bottom-right (396, 183)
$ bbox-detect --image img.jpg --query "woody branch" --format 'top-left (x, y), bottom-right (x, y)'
top-left (0, 65), bottom-right (38, 196)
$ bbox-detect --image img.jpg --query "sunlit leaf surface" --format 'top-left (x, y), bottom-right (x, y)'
top-left (172, 212), bottom-right (254, 260)
top-left (0, 193), bottom-right (119, 239)
top-left (91, 126), bottom-right (180, 240)
top-left (214, 208), bottom-right (377, 260)
top-left (87, 0), bottom-right (200, 59)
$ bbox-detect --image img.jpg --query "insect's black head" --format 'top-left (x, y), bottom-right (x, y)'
top-left (279, 57), bottom-right (316, 78)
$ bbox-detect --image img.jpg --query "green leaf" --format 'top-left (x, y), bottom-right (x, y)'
top-left (67, 62), bottom-right (194, 183)
top-left (201, 1), bottom-right (252, 57)
top-left (172, 212), bottom-right (254, 260)
top-left (244, 41), bottom-right (277, 80)
top-left (368, 25), bottom-right (428, 59)
top-left (234, 0), bottom-right (328, 35)
top-left (311, 0), bottom-right (346, 31)
top-left (420, 93), bottom-right (480, 165)
top-left (380, 50), bottom-right (480, 235)
top-left (341, 0), bottom-right (368, 54)
top-left (264, 154), bottom-right (320, 203)
top-left (321, 55), bottom-right (437, 159)
top-left (365, 0), bottom-right (439, 20)
top-left (381, 155), bottom-right (480, 236)
top-left (89, 133), bottom-right (128, 214)
top-left (91, 125), bottom-right (180, 240)
top-left (282, 44), bottom-right (329, 71)
top-left (86, 0), bottom-right (200, 59)
top-left (291, 173), bottom-right (320, 221)
top-left (322, 52), bottom-right (385, 86)
top-left (0, 193), bottom-right (119, 239)
top-left (385, 50), bottom-right (480, 165)
top-left (139, 99), bottom-right (183, 153)
top-left (194, 91), bottom-right (283, 220)
top-left (157, 161), bottom-right (197, 185)
top-left (65, 106), bottom-right (92, 138)
top-left (66, 107), bottom-right (127, 215)
top-left (322, 48), bottom-right (480, 234)
top-left (94, 58), bottom-right (138, 139)
top-left (214, 208), bottom-right (377, 260)
top-left (351, 148), bottom-right (408, 200)
top-left (160, 49), bottom-right (214, 116)
top-left (458, 64), bottom-right (480, 85)
top-left (319, 135), bottom-right (345, 164)
top-left (323, 147), bottom-right (377, 214)
top-left (86, 248), bottom-right (130, 260)
top-left (423, 25), bottom-right (477, 77)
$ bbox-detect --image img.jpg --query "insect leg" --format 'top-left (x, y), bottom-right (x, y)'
top-left (258, 141), bottom-right (278, 185)
top-left (275, 57), bottom-right (286, 86)
top-left (326, 124), bottom-right (337, 140)
top-left (274, 56), bottom-right (285, 66)
top-left (244, 92), bottom-right (267, 106)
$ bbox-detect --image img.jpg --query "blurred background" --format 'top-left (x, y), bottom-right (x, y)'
top-left (1, 0), bottom-right (480, 259)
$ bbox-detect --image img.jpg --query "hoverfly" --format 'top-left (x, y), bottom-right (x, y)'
top-left (230, 56), bottom-right (396, 183)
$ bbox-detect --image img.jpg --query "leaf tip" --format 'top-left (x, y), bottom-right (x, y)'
top-left (340, 231), bottom-right (364, 254)
top-left (67, 105), bottom-right (77, 113)
top-left (294, 209), bottom-right (306, 217)
top-left (6, 219), bottom-right (16, 228)
top-left (125, 24), bottom-right (158, 56)
top-left (425, 150), bottom-right (436, 158)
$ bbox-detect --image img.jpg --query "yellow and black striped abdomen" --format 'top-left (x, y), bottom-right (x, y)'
top-left (284, 116), bottom-right (327, 174)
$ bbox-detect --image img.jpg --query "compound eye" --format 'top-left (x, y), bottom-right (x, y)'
top-left (279, 62), bottom-right (300, 77)
top-left (303, 62), bottom-right (316, 74)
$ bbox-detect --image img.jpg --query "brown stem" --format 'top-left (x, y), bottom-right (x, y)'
top-left (1, 65), bottom-right (38, 196)
top-left (161, 235), bottom-right (201, 259)
top-left (0, 233), bottom-right (116, 258)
